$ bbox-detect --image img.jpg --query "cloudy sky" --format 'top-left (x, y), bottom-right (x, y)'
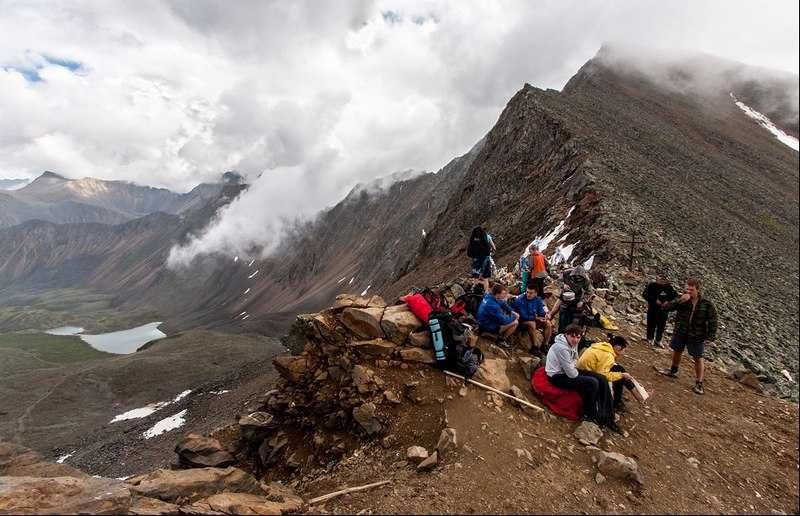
top-left (1, 0), bottom-right (797, 260)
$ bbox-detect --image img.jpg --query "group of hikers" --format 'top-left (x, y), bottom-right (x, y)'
top-left (465, 225), bottom-right (718, 431)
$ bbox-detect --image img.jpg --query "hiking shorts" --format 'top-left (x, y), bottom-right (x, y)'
top-left (471, 256), bottom-right (492, 279)
top-left (670, 334), bottom-right (704, 358)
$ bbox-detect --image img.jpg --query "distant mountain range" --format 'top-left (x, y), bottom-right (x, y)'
top-left (0, 171), bottom-right (244, 228)
top-left (0, 178), bottom-right (29, 190)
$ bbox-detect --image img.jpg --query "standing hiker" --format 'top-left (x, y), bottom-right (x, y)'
top-left (511, 283), bottom-right (552, 357)
top-left (657, 278), bottom-right (718, 395)
top-left (519, 247), bottom-right (532, 293)
top-left (467, 226), bottom-right (496, 292)
top-left (529, 243), bottom-right (550, 296)
top-left (477, 283), bottom-right (519, 348)
top-left (642, 274), bottom-right (678, 347)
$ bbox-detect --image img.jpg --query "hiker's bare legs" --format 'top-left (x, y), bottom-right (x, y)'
top-left (499, 320), bottom-right (518, 338)
top-left (694, 357), bottom-right (704, 383)
top-left (539, 319), bottom-right (553, 347)
top-left (671, 349), bottom-right (682, 369)
top-left (482, 277), bottom-right (490, 292)
top-left (522, 321), bottom-right (538, 347)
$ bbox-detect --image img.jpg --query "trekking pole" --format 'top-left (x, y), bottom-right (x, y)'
top-left (443, 370), bottom-right (544, 412)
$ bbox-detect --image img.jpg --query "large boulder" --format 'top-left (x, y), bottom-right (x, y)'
top-left (258, 433), bottom-right (289, 467)
top-left (352, 403), bottom-right (383, 435)
top-left (406, 446), bottom-right (429, 464)
top-left (0, 442), bottom-right (86, 479)
top-left (407, 331), bottom-right (432, 348)
top-left (341, 307), bottom-right (385, 339)
top-left (128, 496), bottom-right (180, 515)
top-left (272, 355), bottom-right (311, 384)
top-left (475, 359), bottom-right (511, 392)
top-left (0, 475), bottom-right (132, 514)
top-left (399, 347), bottom-right (436, 364)
top-left (348, 338), bottom-right (396, 357)
top-left (174, 434), bottom-right (235, 469)
top-left (183, 490), bottom-right (303, 515)
top-left (380, 304), bottom-right (424, 344)
top-left (334, 294), bottom-right (386, 309)
top-left (127, 467), bottom-right (263, 503)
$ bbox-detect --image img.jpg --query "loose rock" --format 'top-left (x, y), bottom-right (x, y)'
top-left (341, 307), bottom-right (385, 339)
top-left (352, 403), bottom-right (383, 435)
top-left (436, 428), bottom-right (458, 457)
top-left (475, 358), bottom-right (511, 392)
top-left (417, 451), bottom-right (439, 471)
top-left (407, 446), bottom-right (429, 464)
top-left (574, 421), bottom-right (603, 446)
top-left (595, 451), bottom-right (644, 486)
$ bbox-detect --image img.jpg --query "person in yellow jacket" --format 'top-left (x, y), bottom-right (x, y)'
top-left (577, 335), bottom-right (636, 412)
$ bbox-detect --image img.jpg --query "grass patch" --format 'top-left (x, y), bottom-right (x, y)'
top-left (0, 333), bottom-right (111, 366)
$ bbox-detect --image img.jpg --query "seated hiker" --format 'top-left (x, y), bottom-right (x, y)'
top-left (529, 243), bottom-right (551, 296)
top-left (577, 335), bottom-right (637, 413)
top-left (477, 283), bottom-right (519, 347)
top-left (467, 226), bottom-right (496, 292)
top-left (511, 283), bottom-right (552, 357)
top-left (544, 323), bottom-right (601, 424)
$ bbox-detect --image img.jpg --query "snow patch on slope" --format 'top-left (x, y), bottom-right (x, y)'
top-left (143, 410), bottom-right (187, 439)
top-left (731, 93), bottom-right (799, 152)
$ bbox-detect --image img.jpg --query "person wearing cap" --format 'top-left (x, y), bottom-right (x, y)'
top-left (578, 335), bottom-right (637, 413)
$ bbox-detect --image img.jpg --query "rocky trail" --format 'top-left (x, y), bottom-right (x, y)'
top-left (1, 281), bottom-right (796, 514)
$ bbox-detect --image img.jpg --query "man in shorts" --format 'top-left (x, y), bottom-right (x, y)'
top-left (656, 278), bottom-right (718, 395)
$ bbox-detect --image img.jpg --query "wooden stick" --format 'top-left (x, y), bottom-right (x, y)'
top-left (308, 480), bottom-right (392, 505)
top-left (443, 370), bottom-right (544, 412)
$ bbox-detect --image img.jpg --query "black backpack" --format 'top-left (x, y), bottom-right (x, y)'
top-left (467, 226), bottom-right (491, 258)
top-left (444, 319), bottom-right (484, 381)
top-left (457, 292), bottom-right (484, 318)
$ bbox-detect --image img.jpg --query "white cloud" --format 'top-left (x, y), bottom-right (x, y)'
top-left (1, 0), bottom-right (798, 260)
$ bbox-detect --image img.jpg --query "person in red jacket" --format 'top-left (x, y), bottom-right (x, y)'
top-left (529, 243), bottom-right (551, 297)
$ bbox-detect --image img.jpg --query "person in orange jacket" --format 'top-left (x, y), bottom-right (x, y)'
top-left (529, 243), bottom-right (551, 297)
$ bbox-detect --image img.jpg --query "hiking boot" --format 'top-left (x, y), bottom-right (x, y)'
top-left (606, 421), bottom-right (625, 434)
top-left (692, 383), bottom-right (705, 395)
top-left (495, 339), bottom-right (512, 350)
top-left (655, 366), bottom-right (678, 378)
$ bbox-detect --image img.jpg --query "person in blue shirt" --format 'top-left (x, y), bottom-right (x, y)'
top-left (511, 283), bottom-right (553, 357)
top-left (477, 283), bottom-right (518, 348)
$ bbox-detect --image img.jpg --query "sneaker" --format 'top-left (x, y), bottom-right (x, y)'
top-left (654, 365), bottom-right (678, 378)
top-left (692, 383), bottom-right (705, 395)
top-left (496, 339), bottom-right (512, 350)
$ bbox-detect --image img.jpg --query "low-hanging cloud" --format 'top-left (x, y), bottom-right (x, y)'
top-left (1, 0), bottom-right (798, 264)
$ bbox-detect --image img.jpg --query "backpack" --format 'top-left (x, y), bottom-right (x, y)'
top-left (420, 288), bottom-right (448, 313)
top-left (467, 227), bottom-right (491, 258)
top-left (442, 319), bottom-right (483, 381)
top-left (457, 292), bottom-right (483, 318)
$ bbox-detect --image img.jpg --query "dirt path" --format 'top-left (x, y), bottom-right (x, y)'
top-left (297, 330), bottom-right (799, 514)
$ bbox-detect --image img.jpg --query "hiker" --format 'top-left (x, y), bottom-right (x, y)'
top-left (544, 323), bottom-right (602, 424)
top-left (467, 226), bottom-right (496, 292)
top-left (518, 247), bottom-right (532, 293)
top-left (511, 283), bottom-right (552, 357)
top-left (562, 265), bottom-right (595, 305)
top-left (577, 335), bottom-right (636, 413)
top-left (642, 274), bottom-right (678, 347)
top-left (547, 289), bottom-right (583, 334)
top-left (657, 278), bottom-right (718, 395)
top-left (529, 243), bottom-right (550, 296)
top-left (477, 283), bottom-right (519, 347)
